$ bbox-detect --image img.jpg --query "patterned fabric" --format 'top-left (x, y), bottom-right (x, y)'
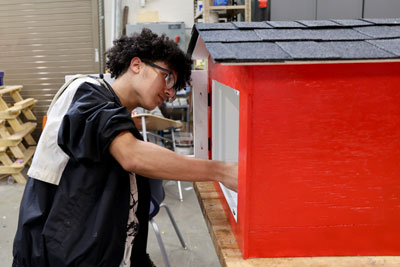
top-left (120, 173), bottom-right (140, 267)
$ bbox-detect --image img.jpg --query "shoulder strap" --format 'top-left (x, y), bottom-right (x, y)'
top-left (47, 74), bottom-right (112, 116)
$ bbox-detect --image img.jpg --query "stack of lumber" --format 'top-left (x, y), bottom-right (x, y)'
top-left (0, 85), bottom-right (37, 183)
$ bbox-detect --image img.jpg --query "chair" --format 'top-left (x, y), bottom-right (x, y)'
top-left (148, 178), bottom-right (187, 267)
top-left (132, 113), bottom-right (184, 201)
top-left (132, 113), bottom-right (187, 266)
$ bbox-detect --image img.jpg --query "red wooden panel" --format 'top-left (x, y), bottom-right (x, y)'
top-left (247, 62), bottom-right (400, 257)
top-left (208, 58), bottom-right (252, 258)
top-left (209, 60), bottom-right (400, 258)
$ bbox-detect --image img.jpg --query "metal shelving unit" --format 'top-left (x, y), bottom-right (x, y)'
top-left (195, 0), bottom-right (251, 22)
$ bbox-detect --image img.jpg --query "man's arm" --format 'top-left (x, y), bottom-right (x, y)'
top-left (109, 130), bottom-right (238, 192)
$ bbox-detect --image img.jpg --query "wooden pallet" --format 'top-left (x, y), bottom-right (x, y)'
top-left (0, 85), bottom-right (37, 183)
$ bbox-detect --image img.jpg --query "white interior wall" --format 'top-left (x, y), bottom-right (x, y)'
top-left (104, 0), bottom-right (194, 51)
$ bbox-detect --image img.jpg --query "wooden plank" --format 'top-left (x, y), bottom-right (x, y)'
top-left (14, 98), bottom-right (37, 109)
top-left (24, 134), bottom-right (36, 145)
top-left (10, 91), bottom-right (24, 102)
top-left (0, 165), bottom-right (24, 174)
top-left (7, 119), bottom-right (24, 132)
top-left (194, 182), bottom-right (400, 267)
top-left (0, 121), bottom-right (10, 139)
top-left (12, 98), bottom-right (38, 121)
top-left (9, 146), bottom-right (24, 158)
top-left (0, 151), bottom-right (13, 165)
top-left (11, 173), bottom-right (26, 184)
top-left (4, 122), bottom-right (36, 141)
top-left (132, 114), bottom-right (182, 131)
top-left (14, 146), bottom-right (36, 167)
top-left (0, 146), bottom-right (35, 172)
top-left (0, 97), bottom-right (9, 110)
top-left (245, 0), bottom-right (251, 21)
top-left (22, 109), bottom-right (37, 121)
top-left (18, 143), bottom-right (26, 153)
top-left (0, 85), bottom-right (22, 96)
top-left (0, 108), bottom-right (21, 119)
top-left (0, 139), bottom-right (21, 147)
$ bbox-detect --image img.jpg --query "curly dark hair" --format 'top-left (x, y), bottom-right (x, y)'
top-left (105, 28), bottom-right (192, 90)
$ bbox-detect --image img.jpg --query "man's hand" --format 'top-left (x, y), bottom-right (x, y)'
top-left (220, 162), bottom-right (238, 192)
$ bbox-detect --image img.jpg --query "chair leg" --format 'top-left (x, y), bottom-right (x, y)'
top-left (177, 181), bottom-right (183, 202)
top-left (171, 130), bottom-right (184, 202)
top-left (160, 203), bottom-right (187, 249)
top-left (150, 218), bottom-right (171, 267)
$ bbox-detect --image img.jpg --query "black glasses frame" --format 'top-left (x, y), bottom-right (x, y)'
top-left (142, 60), bottom-right (176, 90)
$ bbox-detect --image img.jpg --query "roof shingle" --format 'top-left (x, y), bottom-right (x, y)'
top-left (367, 38), bottom-right (400, 56)
top-left (188, 18), bottom-right (400, 63)
top-left (265, 21), bottom-right (306, 28)
top-left (296, 20), bottom-right (341, 28)
top-left (232, 22), bottom-right (272, 29)
top-left (353, 26), bottom-right (400, 39)
top-left (196, 23), bottom-right (236, 30)
top-left (331, 19), bottom-right (373, 27)
top-left (362, 18), bottom-right (400, 25)
top-left (199, 30), bottom-right (262, 42)
top-left (206, 43), bottom-right (236, 60)
top-left (224, 42), bottom-right (291, 61)
top-left (321, 41), bottom-right (397, 59)
top-left (276, 41), bottom-right (340, 59)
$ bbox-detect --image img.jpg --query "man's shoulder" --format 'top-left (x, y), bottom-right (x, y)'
top-left (74, 77), bottom-right (115, 103)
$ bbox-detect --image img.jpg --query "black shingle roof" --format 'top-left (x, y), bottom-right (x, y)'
top-left (367, 38), bottom-right (400, 56)
top-left (232, 22), bottom-right (272, 29)
top-left (296, 20), bottom-right (341, 28)
top-left (353, 26), bottom-right (400, 38)
top-left (265, 21), bottom-right (306, 28)
top-left (199, 30), bottom-right (262, 42)
top-left (187, 18), bottom-right (400, 63)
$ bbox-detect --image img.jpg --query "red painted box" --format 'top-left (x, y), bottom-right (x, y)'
top-left (188, 19), bottom-right (400, 259)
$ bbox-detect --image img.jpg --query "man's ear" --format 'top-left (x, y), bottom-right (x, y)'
top-left (129, 57), bottom-right (142, 74)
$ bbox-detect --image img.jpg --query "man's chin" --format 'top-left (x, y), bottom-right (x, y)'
top-left (147, 103), bottom-right (158, 110)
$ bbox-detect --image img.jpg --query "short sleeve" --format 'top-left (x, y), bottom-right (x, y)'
top-left (58, 82), bottom-right (140, 162)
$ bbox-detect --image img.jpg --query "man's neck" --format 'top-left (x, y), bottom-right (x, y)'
top-left (111, 75), bottom-right (138, 112)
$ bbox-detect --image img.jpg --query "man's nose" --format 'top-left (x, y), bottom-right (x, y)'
top-left (165, 87), bottom-right (175, 97)
top-left (165, 87), bottom-right (176, 102)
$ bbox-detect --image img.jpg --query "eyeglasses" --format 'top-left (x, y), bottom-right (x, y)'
top-left (143, 60), bottom-right (176, 89)
top-left (143, 60), bottom-right (177, 103)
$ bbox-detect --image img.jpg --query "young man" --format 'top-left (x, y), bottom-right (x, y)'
top-left (12, 29), bottom-right (237, 267)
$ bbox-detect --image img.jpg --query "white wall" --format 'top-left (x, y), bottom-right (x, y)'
top-left (104, 0), bottom-right (194, 51)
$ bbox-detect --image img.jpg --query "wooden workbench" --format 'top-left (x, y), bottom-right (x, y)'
top-left (132, 113), bottom-right (182, 131)
top-left (194, 181), bottom-right (400, 267)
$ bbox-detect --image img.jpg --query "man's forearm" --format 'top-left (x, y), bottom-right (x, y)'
top-left (110, 131), bottom-right (238, 191)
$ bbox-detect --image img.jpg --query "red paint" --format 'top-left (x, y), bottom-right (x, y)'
top-left (258, 0), bottom-right (267, 8)
top-left (208, 60), bottom-right (400, 258)
top-left (208, 58), bottom-right (253, 257)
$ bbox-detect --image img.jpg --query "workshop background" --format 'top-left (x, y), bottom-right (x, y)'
top-left (0, 0), bottom-right (398, 266)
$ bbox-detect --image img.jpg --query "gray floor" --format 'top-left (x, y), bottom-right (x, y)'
top-left (0, 178), bottom-right (220, 267)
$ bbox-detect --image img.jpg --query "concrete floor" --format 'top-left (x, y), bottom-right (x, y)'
top-left (0, 178), bottom-right (220, 267)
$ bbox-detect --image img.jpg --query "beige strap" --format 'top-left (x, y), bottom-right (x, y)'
top-left (47, 75), bottom-right (112, 116)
